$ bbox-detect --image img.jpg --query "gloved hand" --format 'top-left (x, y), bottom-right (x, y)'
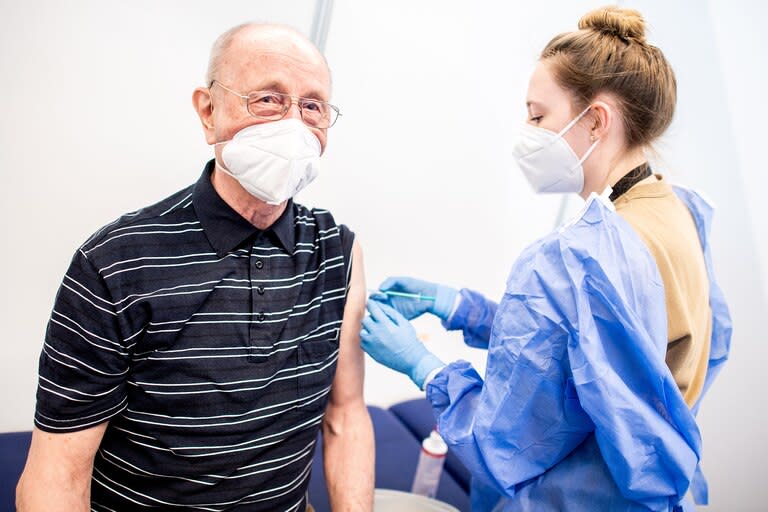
top-left (371, 276), bottom-right (458, 321)
top-left (361, 300), bottom-right (444, 389)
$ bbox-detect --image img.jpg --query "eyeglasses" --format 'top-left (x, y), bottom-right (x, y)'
top-left (210, 81), bottom-right (341, 129)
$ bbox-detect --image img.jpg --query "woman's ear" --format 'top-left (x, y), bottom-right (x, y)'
top-left (192, 87), bottom-right (217, 145)
top-left (588, 99), bottom-right (613, 141)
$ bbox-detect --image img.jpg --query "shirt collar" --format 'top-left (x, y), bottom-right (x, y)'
top-left (192, 160), bottom-right (296, 256)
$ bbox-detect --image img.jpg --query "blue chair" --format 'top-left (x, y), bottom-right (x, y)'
top-left (0, 431), bottom-right (32, 511)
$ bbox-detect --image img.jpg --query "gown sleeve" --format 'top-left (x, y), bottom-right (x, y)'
top-left (442, 288), bottom-right (498, 349)
top-left (671, 187), bottom-right (732, 415)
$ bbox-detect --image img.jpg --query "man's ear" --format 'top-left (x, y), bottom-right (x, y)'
top-left (192, 87), bottom-right (217, 145)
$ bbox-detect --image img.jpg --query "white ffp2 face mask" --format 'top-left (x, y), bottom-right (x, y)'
top-left (214, 118), bottom-right (321, 205)
top-left (512, 107), bottom-right (599, 194)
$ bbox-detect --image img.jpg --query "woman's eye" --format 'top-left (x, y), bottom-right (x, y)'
top-left (530, 115), bottom-right (542, 123)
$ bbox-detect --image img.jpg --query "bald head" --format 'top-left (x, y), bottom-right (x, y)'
top-left (205, 23), bottom-right (330, 90)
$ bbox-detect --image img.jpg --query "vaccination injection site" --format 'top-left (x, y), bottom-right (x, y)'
top-left (1, 1), bottom-right (766, 511)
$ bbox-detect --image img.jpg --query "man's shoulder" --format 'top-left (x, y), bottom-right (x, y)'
top-left (293, 202), bottom-right (333, 221)
top-left (291, 203), bottom-right (355, 262)
top-left (292, 202), bottom-right (350, 232)
top-left (78, 182), bottom-right (197, 255)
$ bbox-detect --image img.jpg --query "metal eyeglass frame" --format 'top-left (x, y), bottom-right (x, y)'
top-left (210, 80), bottom-right (341, 129)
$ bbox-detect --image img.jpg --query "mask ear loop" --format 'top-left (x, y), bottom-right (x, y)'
top-left (214, 159), bottom-right (237, 179)
top-left (212, 132), bottom-right (232, 174)
top-left (518, 105), bottom-right (593, 158)
top-left (556, 105), bottom-right (592, 137)
top-left (561, 105), bottom-right (600, 171)
top-left (576, 137), bottom-right (600, 166)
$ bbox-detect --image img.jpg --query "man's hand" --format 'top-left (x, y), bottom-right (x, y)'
top-left (16, 423), bottom-right (107, 512)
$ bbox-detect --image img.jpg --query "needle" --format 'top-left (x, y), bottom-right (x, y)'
top-left (367, 288), bottom-right (436, 301)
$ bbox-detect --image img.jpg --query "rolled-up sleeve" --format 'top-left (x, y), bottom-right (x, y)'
top-left (35, 249), bottom-right (129, 432)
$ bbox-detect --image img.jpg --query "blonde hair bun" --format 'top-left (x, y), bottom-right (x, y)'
top-left (541, 6), bottom-right (674, 148)
top-left (578, 6), bottom-right (646, 43)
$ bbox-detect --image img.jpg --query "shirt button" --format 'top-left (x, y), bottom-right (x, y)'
top-left (257, 312), bottom-right (265, 321)
top-left (255, 260), bottom-right (264, 269)
top-left (257, 286), bottom-right (265, 295)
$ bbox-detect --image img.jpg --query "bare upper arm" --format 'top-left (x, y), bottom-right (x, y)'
top-left (17, 422), bottom-right (107, 510)
top-left (322, 238), bottom-right (374, 511)
top-left (327, 238), bottom-right (366, 409)
top-left (25, 422), bottom-right (106, 469)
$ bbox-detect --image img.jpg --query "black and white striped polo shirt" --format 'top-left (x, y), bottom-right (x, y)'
top-left (35, 160), bottom-right (353, 511)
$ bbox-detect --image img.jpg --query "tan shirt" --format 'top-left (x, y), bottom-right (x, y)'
top-left (614, 176), bottom-right (711, 406)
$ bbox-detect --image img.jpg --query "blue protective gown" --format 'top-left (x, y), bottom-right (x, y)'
top-left (427, 187), bottom-right (732, 511)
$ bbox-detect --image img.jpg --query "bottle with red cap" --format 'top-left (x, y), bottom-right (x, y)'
top-left (411, 429), bottom-right (448, 498)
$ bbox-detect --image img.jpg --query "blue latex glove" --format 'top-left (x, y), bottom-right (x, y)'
top-left (360, 300), bottom-right (444, 389)
top-left (372, 276), bottom-right (458, 321)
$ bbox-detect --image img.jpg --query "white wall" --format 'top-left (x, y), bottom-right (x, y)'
top-left (710, 1), bottom-right (768, 303)
top-left (1, 1), bottom-right (765, 510)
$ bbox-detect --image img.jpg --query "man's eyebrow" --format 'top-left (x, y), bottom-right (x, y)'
top-left (300, 91), bottom-right (327, 102)
top-left (246, 81), bottom-right (285, 93)
top-left (248, 81), bottom-right (328, 102)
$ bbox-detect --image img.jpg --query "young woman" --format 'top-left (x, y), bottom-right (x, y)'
top-left (361, 6), bottom-right (731, 511)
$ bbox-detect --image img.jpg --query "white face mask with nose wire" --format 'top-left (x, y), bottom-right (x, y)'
top-left (512, 106), bottom-right (600, 194)
top-left (213, 118), bottom-right (322, 205)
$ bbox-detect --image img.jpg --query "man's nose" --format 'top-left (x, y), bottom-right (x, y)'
top-left (284, 100), bottom-right (302, 121)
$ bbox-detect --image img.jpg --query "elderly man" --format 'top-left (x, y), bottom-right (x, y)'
top-left (16, 23), bottom-right (374, 511)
